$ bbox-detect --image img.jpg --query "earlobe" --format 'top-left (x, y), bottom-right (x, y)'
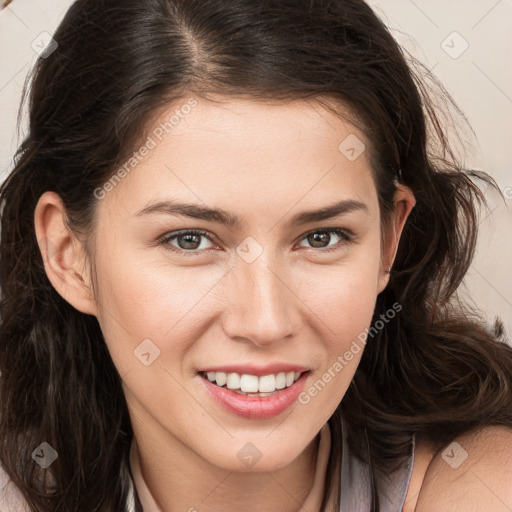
top-left (377, 184), bottom-right (416, 293)
top-left (377, 266), bottom-right (392, 292)
top-left (34, 191), bottom-right (98, 316)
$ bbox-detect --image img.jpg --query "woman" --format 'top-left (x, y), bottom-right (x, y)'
top-left (1, 0), bottom-right (511, 511)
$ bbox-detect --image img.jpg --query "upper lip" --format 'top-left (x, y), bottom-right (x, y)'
top-left (198, 363), bottom-right (309, 376)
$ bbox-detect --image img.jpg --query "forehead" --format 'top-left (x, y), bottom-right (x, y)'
top-left (98, 95), bottom-right (378, 223)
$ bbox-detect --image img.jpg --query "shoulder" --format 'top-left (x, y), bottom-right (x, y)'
top-left (0, 462), bottom-right (31, 512)
top-left (414, 425), bottom-right (512, 512)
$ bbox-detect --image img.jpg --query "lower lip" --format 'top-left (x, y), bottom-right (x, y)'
top-left (199, 373), bottom-right (308, 419)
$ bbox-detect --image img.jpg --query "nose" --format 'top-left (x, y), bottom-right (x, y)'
top-left (221, 253), bottom-right (300, 348)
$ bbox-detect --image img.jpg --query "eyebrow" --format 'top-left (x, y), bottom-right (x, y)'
top-left (135, 198), bottom-right (368, 228)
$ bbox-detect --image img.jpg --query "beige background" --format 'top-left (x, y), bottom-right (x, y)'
top-left (1, 0), bottom-right (511, 339)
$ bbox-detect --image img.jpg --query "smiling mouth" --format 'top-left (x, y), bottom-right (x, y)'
top-left (199, 370), bottom-right (309, 396)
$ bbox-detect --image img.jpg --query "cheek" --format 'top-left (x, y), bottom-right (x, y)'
top-left (297, 276), bottom-right (376, 416)
top-left (91, 250), bottom-right (209, 422)
top-left (91, 244), bottom-right (228, 371)
top-left (299, 242), bottom-right (382, 336)
top-left (296, 241), bottom-right (381, 403)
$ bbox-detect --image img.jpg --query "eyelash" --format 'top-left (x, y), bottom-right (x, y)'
top-left (157, 228), bottom-right (354, 256)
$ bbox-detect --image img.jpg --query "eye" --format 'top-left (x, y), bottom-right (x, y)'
top-left (157, 227), bottom-right (353, 256)
top-left (296, 228), bottom-right (353, 253)
top-left (158, 229), bottom-right (216, 255)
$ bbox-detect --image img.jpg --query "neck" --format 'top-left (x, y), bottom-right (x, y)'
top-left (129, 415), bottom-right (322, 512)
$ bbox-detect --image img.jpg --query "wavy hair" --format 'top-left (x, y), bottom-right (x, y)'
top-left (1, 0), bottom-right (512, 510)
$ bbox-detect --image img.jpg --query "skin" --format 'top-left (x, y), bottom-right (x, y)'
top-left (34, 96), bottom-right (416, 511)
top-left (405, 425), bottom-right (512, 512)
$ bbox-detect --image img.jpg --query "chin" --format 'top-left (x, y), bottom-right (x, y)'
top-left (204, 436), bottom-right (312, 474)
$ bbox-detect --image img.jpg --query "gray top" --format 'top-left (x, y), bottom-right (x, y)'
top-left (339, 414), bottom-right (416, 511)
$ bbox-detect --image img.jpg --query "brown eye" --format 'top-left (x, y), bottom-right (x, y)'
top-left (158, 230), bottom-right (215, 254)
top-left (297, 229), bottom-right (352, 252)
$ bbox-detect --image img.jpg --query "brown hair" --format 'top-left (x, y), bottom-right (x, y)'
top-left (1, 0), bottom-right (511, 510)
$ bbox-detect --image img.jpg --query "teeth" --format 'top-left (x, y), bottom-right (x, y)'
top-left (275, 372), bottom-right (286, 389)
top-left (258, 374), bottom-right (275, 393)
top-left (240, 374), bottom-right (259, 392)
top-left (204, 370), bottom-right (305, 393)
top-left (226, 373), bottom-right (240, 390)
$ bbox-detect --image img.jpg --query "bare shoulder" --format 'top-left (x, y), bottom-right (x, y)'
top-left (402, 436), bottom-right (437, 512)
top-left (413, 425), bottom-right (512, 512)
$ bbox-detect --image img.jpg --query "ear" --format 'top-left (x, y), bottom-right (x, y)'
top-left (34, 191), bottom-right (98, 316)
top-left (377, 184), bottom-right (416, 294)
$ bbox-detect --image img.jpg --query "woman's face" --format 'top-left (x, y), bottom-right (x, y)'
top-left (88, 96), bottom-right (411, 472)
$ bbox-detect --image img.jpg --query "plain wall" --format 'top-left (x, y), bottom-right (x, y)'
top-left (1, 0), bottom-right (511, 338)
